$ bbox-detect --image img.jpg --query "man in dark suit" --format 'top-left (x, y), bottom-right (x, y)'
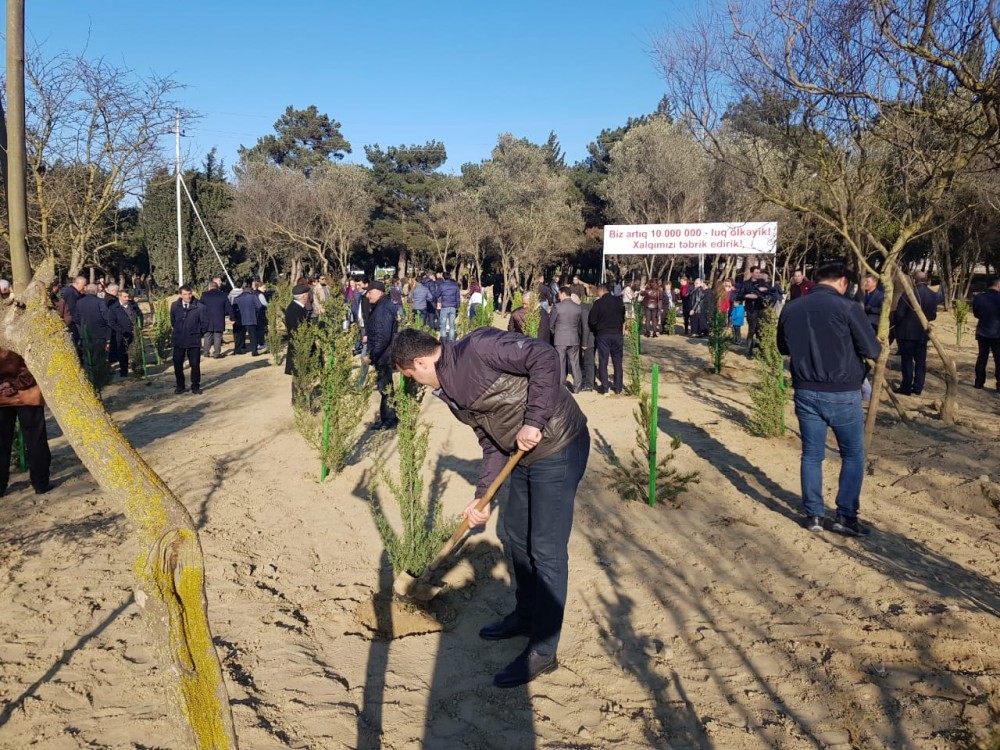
top-left (200, 281), bottom-right (231, 358)
top-left (892, 271), bottom-right (942, 395)
top-left (549, 286), bottom-right (583, 392)
top-left (170, 286), bottom-right (208, 394)
top-left (60, 275), bottom-right (87, 346)
top-left (109, 290), bottom-right (138, 377)
top-left (363, 281), bottom-right (399, 430)
top-left (973, 277), bottom-right (1000, 392)
top-left (75, 283), bottom-right (116, 379)
top-left (284, 284), bottom-right (311, 379)
top-left (589, 284), bottom-right (626, 395)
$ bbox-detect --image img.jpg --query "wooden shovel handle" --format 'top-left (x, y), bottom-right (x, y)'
top-left (425, 448), bottom-right (526, 573)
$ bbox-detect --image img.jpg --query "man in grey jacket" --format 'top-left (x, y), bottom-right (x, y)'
top-left (548, 286), bottom-right (583, 392)
top-left (392, 327), bottom-right (589, 689)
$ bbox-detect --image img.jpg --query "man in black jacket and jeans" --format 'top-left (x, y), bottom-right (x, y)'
top-left (392, 326), bottom-right (589, 688)
top-left (778, 262), bottom-right (882, 536)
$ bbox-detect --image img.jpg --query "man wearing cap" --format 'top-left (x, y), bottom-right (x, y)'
top-left (363, 281), bottom-right (399, 430)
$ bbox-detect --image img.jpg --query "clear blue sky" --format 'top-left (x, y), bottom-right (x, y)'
top-left (31, 1), bottom-right (688, 176)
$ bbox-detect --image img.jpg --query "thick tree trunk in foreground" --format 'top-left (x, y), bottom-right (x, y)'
top-left (1, 265), bottom-right (239, 750)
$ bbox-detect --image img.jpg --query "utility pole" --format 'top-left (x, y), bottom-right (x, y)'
top-left (5, 0), bottom-right (31, 293)
top-left (175, 110), bottom-right (184, 286)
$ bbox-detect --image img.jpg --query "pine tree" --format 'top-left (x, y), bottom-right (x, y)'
top-left (747, 307), bottom-right (788, 436)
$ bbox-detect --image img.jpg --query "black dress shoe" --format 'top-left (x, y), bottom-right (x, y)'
top-left (479, 613), bottom-right (531, 641)
top-left (33, 483), bottom-right (53, 495)
top-left (493, 648), bottom-right (558, 688)
top-left (174, 386), bottom-right (186, 394)
top-left (893, 387), bottom-right (912, 395)
top-left (191, 386), bottom-right (202, 394)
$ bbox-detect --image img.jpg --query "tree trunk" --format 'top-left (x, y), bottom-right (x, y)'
top-left (864, 269), bottom-right (896, 447)
top-left (1, 265), bottom-right (240, 749)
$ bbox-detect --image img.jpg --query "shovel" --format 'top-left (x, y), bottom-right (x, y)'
top-left (393, 448), bottom-right (526, 604)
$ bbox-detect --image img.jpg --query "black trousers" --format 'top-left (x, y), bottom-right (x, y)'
top-left (596, 334), bottom-right (624, 394)
top-left (691, 311), bottom-right (709, 336)
top-left (244, 324), bottom-right (260, 354)
top-left (375, 364), bottom-right (397, 425)
top-left (681, 297), bottom-right (692, 334)
top-left (975, 336), bottom-right (1000, 388)
top-left (580, 344), bottom-right (596, 389)
top-left (118, 335), bottom-right (131, 376)
top-left (746, 307), bottom-right (763, 354)
top-left (0, 405), bottom-right (50, 492)
top-left (897, 338), bottom-right (928, 393)
top-left (82, 337), bottom-right (107, 378)
top-left (233, 323), bottom-right (246, 353)
top-left (173, 347), bottom-right (201, 389)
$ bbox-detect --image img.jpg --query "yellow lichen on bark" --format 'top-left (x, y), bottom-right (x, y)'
top-left (1, 266), bottom-right (240, 749)
top-left (154, 529), bottom-right (233, 750)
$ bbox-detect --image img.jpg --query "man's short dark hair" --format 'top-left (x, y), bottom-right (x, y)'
top-left (749, 266), bottom-right (761, 273)
top-left (559, 285), bottom-right (572, 296)
top-left (391, 328), bottom-right (441, 369)
top-left (179, 284), bottom-right (193, 293)
top-left (596, 283), bottom-right (609, 294)
top-left (989, 276), bottom-right (1000, 288)
top-left (815, 262), bottom-right (848, 282)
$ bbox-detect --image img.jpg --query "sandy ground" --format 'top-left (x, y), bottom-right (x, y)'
top-left (1, 311), bottom-right (998, 750)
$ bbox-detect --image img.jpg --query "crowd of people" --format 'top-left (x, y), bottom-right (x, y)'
top-left (1, 260), bottom-right (999, 693)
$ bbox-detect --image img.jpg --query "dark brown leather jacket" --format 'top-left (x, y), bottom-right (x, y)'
top-left (0, 349), bottom-right (43, 407)
top-left (435, 328), bottom-right (587, 497)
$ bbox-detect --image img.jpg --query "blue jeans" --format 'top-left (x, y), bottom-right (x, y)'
top-left (793, 389), bottom-right (865, 519)
top-left (439, 306), bottom-right (457, 340)
top-left (503, 428), bottom-right (590, 655)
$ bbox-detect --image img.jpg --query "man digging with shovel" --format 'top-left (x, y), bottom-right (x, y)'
top-left (392, 327), bottom-right (590, 688)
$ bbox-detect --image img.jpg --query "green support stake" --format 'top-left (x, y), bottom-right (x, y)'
top-left (15, 422), bottom-right (27, 472)
top-left (140, 329), bottom-right (149, 378)
top-left (319, 354), bottom-right (334, 481)
top-left (648, 364), bottom-right (659, 507)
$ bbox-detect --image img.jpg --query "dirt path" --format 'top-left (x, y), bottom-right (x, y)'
top-left (0, 320), bottom-right (997, 749)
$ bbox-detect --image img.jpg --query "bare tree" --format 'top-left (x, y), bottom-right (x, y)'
top-left (227, 160), bottom-right (374, 282)
top-left (3, 8), bottom-right (237, 748)
top-left (5, 50), bottom-right (185, 277)
top-left (656, 0), bottom-right (1000, 437)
